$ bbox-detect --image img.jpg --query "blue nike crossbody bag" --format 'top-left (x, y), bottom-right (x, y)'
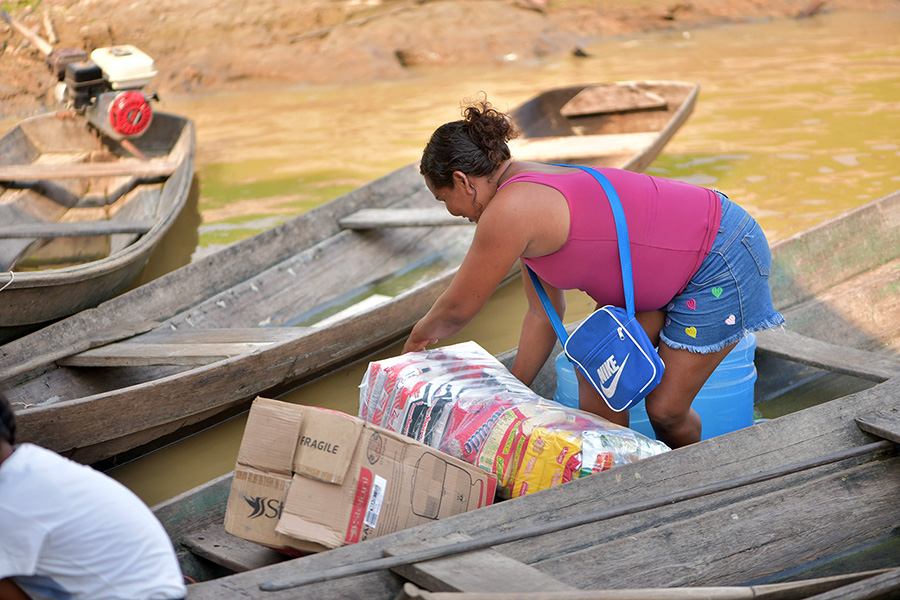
top-left (526, 165), bottom-right (664, 412)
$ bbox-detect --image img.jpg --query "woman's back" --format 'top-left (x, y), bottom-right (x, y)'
top-left (510, 167), bottom-right (721, 310)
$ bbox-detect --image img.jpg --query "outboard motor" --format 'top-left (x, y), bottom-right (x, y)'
top-left (51, 45), bottom-right (157, 141)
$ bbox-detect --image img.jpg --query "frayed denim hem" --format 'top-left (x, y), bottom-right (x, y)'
top-left (660, 314), bottom-right (786, 354)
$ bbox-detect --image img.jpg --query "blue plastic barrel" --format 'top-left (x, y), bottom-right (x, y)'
top-left (554, 333), bottom-right (758, 440)
top-left (553, 351), bottom-right (581, 409)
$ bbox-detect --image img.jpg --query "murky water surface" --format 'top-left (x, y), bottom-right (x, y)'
top-left (6, 11), bottom-right (896, 504)
top-left (159, 10), bottom-right (900, 257)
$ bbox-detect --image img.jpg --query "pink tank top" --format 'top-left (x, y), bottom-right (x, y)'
top-left (506, 168), bottom-right (721, 311)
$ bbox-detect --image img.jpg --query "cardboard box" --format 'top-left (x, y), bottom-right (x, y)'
top-left (225, 397), bottom-right (495, 553)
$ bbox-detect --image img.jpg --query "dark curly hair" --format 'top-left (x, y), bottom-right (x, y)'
top-left (0, 392), bottom-right (14, 445)
top-left (420, 98), bottom-right (519, 189)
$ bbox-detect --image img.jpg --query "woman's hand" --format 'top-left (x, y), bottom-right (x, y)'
top-left (402, 333), bottom-right (438, 354)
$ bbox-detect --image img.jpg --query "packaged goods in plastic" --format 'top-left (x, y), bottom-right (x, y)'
top-left (359, 341), bottom-right (670, 498)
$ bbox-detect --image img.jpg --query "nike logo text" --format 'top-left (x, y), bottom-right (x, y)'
top-left (598, 353), bottom-right (630, 398)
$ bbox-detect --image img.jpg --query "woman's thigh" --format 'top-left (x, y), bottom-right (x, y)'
top-left (646, 341), bottom-right (737, 421)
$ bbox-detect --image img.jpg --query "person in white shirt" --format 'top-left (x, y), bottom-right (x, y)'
top-left (0, 393), bottom-right (187, 600)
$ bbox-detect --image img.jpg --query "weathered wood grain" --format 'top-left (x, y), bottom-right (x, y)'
top-left (395, 569), bottom-right (895, 600)
top-left (339, 208), bottom-right (471, 229)
top-left (385, 533), bottom-right (576, 593)
top-left (182, 524), bottom-right (292, 574)
top-left (58, 328), bottom-right (309, 367)
top-left (0, 160), bottom-right (178, 181)
top-left (756, 329), bottom-right (900, 382)
top-left (559, 84), bottom-right (667, 117)
top-left (856, 410), bottom-right (900, 444)
top-left (0, 219), bottom-right (156, 238)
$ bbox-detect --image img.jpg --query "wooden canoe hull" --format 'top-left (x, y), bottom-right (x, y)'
top-left (0, 112), bottom-right (195, 339)
top-left (1, 81), bottom-right (700, 465)
top-left (171, 373), bottom-right (900, 598)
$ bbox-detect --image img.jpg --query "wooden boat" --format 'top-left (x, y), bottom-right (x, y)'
top-left (151, 189), bottom-right (900, 593)
top-left (156, 374), bottom-right (900, 597)
top-left (0, 80), bottom-right (700, 466)
top-left (0, 110), bottom-right (196, 343)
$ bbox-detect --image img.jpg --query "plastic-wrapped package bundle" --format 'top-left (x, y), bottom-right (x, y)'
top-left (359, 341), bottom-right (670, 499)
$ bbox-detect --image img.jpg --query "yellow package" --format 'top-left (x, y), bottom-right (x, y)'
top-left (509, 425), bottom-right (583, 498)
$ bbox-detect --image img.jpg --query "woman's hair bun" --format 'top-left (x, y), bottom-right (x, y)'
top-left (462, 100), bottom-right (516, 167)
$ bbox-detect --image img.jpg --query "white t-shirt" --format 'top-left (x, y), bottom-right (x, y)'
top-left (0, 443), bottom-right (187, 600)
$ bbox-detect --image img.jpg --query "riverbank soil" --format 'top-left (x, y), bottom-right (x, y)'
top-left (1, 0), bottom-right (898, 119)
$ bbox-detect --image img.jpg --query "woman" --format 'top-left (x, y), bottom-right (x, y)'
top-left (402, 100), bottom-right (784, 448)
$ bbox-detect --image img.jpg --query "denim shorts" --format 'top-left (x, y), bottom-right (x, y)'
top-left (660, 194), bottom-right (785, 353)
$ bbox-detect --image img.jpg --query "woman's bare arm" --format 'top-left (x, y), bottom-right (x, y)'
top-left (403, 207), bottom-right (529, 352)
top-left (509, 265), bottom-right (565, 385)
top-left (0, 578), bottom-right (31, 600)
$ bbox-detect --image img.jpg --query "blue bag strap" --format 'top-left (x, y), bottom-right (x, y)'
top-left (525, 164), bottom-right (636, 345)
top-left (526, 266), bottom-right (570, 343)
top-left (559, 164), bottom-right (636, 317)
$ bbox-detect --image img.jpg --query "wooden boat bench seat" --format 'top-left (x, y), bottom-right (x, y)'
top-left (2, 169), bottom-right (146, 212)
top-left (560, 84), bottom-right (668, 117)
top-left (0, 160), bottom-right (180, 182)
top-left (509, 131), bottom-right (661, 162)
top-left (57, 327), bottom-right (310, 368)
top-left (181, 522), bottom-right (291, 573)
top-left (385, 533), bottom-right (577, 594)
top-left (0, 219), bottom-right (156, 239)
top-left (756, 328), bottom-right (900, 383)
top-left (856, 409), bottom-right (900, 445)
top-left (395, 570), bottom-right (900, 600)
top-left (339, 208), bottom-right (471, 229)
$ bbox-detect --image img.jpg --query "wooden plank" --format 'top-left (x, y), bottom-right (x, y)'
top-left (509, 132), bottom-right (660, 162)
top-left (803, 567), bottom-right (900, 600)
top-left (755, 328), bottom-right (900, 382)
top-left (0, 161), bottom-right (179, 181)
top-left (856, 411), bottom-right (900, 444)
top-left (394, 569), bottom-right (897, 599)
top-left (339, 208), bottom-right (470, 229)
top-left (181, 523), bottom-right (291, 573)
top-left (560, 85), bottom-right (667, 118)
top-left (57, 327), bottom-right (308, 367)
top-left (135, 327), bottom-right (309, 344)
top-left (57, 341), bottom-right (275, 367)
top-left (385, 533), bottom-right (576, 593)
top-left (0, 219), bottom-right (156, 239)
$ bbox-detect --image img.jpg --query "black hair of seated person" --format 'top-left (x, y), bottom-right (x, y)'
top-left (0, 392), bottom-right (15, 446)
